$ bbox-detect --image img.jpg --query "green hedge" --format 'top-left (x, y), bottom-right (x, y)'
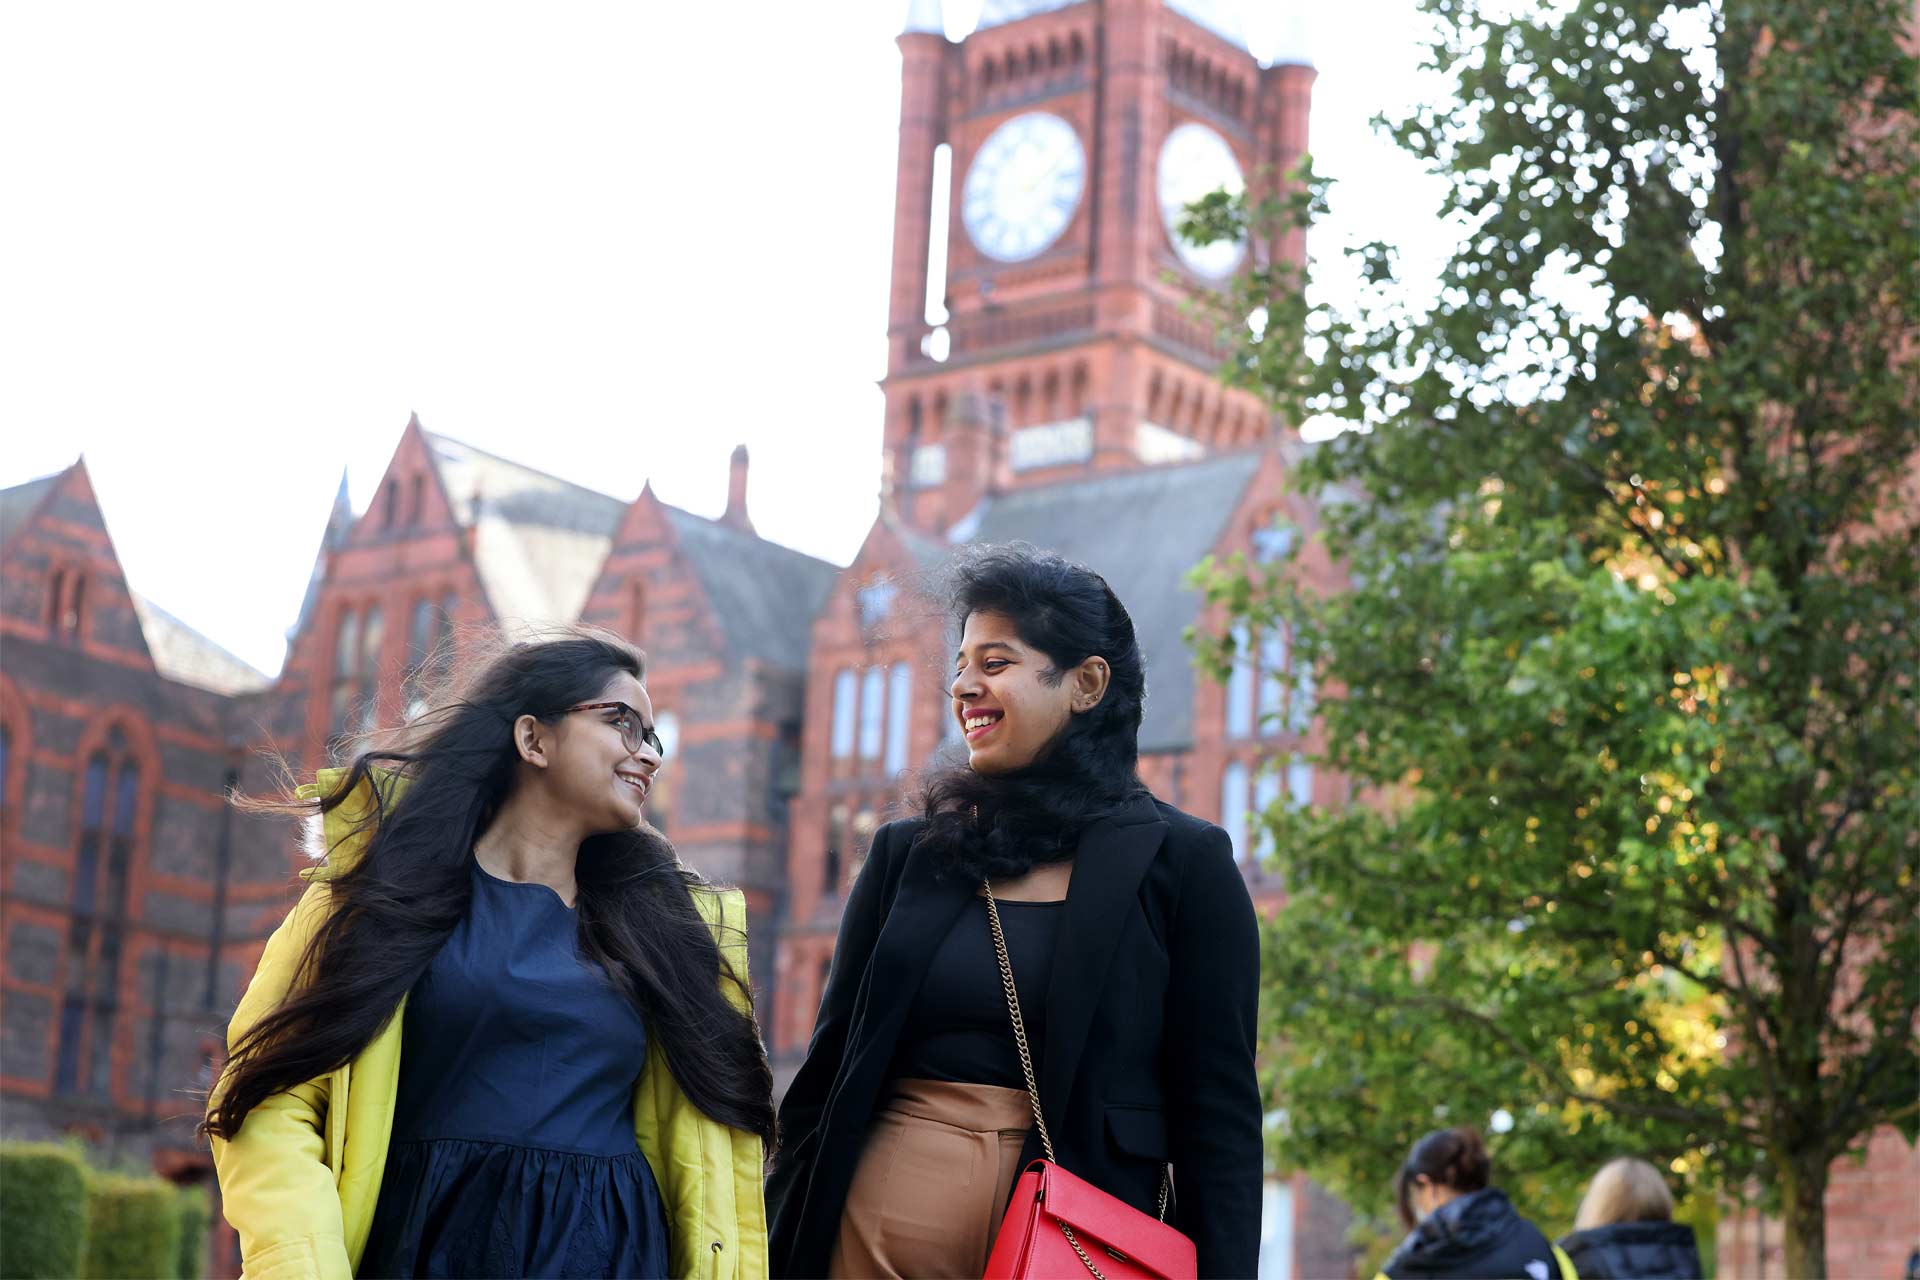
top-left (173, 1187), bottom-right (212, 1280)
top-left (0, 1143), bottom-right (91, 1280)
top-left (81, 1173), bottom-right (181, 1280)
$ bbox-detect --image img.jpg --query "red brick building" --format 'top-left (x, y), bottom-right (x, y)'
top-left (2, 430), bottom-right (837, 1273)
top-left (0, 460), bottom-right (292, 1182)
top-left (4, 3), bottom-right (1908, 1277)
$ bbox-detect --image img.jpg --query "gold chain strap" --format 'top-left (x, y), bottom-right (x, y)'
top-left (983, 880), bottom-right (1172, 1280)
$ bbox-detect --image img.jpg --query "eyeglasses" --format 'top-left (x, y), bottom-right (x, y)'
top-left (550, 701), bottom-right (665, 758)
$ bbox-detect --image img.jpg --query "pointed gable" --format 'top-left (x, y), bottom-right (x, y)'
top-left (581, 482), bottom-right (837, 673)
top-left (419, 428), bottom-right (626, 630)
top-left (0, 460), bottom-right (155, 671)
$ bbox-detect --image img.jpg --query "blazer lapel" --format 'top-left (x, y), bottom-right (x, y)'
top-left (1036, 794), bottom-right (1167, 1138)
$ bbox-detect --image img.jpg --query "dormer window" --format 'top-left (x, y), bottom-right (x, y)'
top-left (857, 579), bottom-right (896, 630)
top-left (47, 567), bottom-right (85, 645)
top-left (1252, 524), bottom-right (1296, 563)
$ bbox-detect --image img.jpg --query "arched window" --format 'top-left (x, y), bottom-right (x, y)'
top-left (55, 734), bottom-right (141, 1097)
top-left (0, 722), bottom-right (10, 810)
top-left (1286, 757), bottom-right (1314, 811)
top-left (1253, 764), bottom-right (1281, 861)
top-left (1220, 760), bottom-right (1250, 863)
top-left (1225, 623), bottom-right (1255, 738)
top-left (858, 667), bottom-right (886, 762)
top-left (1258, 628), bottom-right (1287, 732)
top-left (408, 474), bottom-right (425, 526)
top-left (329, 607), bottom-right (359, 739)
top-left (884, 662), bottom-right (913, 775)
top-left (406, 598), bottom-right (436, 696)
top-left (358, 606), bottom-right (385, 732)
top-left (830, 669), bottom-right (858, 760)
top-left (46, 567), bottom-right (66, 635)
top-left (437, 595), bottom-right (458, 674)
top-left (1287, 660), bottom-right (1316, 733)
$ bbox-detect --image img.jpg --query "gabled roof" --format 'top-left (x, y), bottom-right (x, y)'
top-left (423, 432), bottom-right (627, 631)
top-left (664, 508), bottom-right (838, 671)
top-left (131, 594), bottom-right (271, 695)
top-left (0, 470), bottom-right (63, 548)
top-left (417, 428), bottom-right (838, 663)
top-left (968, 451), bottom-right (1264, 750)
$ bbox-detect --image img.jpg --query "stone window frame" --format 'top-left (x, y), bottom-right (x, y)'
top-left (50, 711), bottom-right (157, 1103)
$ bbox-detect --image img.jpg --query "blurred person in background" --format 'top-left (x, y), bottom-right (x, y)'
top-left (1377, 1126), bottom-right (1576, 1280)
top-left (1556, 1157), bottom-right (1702, 1279)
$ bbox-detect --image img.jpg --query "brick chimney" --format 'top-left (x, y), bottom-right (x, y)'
top-left (722, 443), bottom-right (754, 532)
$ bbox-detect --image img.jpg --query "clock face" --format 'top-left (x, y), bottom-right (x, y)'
top-left (962, 113), bottom-right (1086, 262)
top-left (1157, 122), bottom-right (1247, 278)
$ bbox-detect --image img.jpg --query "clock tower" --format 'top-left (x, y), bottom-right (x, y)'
top-left (882, 0), bottom-right (1314, 533)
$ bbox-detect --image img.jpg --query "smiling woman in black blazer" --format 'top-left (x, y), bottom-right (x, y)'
top-left (768, 545), bottom-right (1263, 1279)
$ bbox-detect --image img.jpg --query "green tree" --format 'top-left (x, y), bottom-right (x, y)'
top-left (1184, 0), bottom-right (1918, 1272)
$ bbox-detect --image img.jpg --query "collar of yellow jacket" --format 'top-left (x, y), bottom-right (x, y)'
top-left (294, 765), bottom-right (407, 882)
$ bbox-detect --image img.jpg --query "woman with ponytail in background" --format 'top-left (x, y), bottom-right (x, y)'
top-left (206, 631), bottom-right (772, 1280)
top-left (1377, 1127), bottom-right (1575, 1280)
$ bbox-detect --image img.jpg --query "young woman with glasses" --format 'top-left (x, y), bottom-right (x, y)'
top-left (206, 630), bottom-right (773, 1279)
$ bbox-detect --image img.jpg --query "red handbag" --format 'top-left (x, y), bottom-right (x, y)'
top-left (979, 882), bottom-right (1198, 1280)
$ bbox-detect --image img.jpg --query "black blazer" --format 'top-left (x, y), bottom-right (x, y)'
top-left (767, 792), bottom-right (1263, 1279)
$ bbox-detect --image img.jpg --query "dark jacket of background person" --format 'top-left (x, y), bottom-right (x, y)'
top-left (767, 794), bottom-right (1264, 1278)
top-left (1379, 1187), bottom-right (1570, 1280)
top-left (1558, 1220), bottom-right (1704, 1279)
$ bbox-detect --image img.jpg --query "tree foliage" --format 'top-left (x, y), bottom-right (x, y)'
top-left (1185, 0), bottom-right (1918, 1270)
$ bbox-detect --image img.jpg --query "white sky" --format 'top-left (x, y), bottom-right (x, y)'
top-left (0, 0), bottom-right (1448, 677)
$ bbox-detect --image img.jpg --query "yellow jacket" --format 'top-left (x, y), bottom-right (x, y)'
top-left (210, 769), bottom-right (768, 1280)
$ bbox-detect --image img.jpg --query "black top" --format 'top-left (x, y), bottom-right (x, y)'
top-left (892, 896), bottom-right (1063, 1088)
top-left (1557, 1221), bottom-right (1703, 1280)
top-left (1381, 1188), bottom-right (1559, 1280)
top-left (359, 864), bottom-right (669, 1279)
top-left (768, 794), bottom-right (1263, 1280)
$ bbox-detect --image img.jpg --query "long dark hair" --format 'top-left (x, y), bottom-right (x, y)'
top-left (911, 544), bottom-right (1149, 880)
top-left (1394, 1126), bottom-right (1492, 1229)
top-left (204, 631), bottom-right (775, 1145)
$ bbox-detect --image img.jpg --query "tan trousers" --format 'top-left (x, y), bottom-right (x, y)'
top-left (829, 1078), bottom-right (1035, 1279)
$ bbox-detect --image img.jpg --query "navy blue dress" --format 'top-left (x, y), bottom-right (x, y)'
top-left (359, 864), bottom-right (671, 1279)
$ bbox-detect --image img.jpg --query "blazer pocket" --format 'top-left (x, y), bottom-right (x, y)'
top-left (1104, 1104), bottom-right (1168, 1162)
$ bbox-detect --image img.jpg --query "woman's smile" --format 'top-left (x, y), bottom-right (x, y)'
top-left (961, 707), bottom-right (1004, 742)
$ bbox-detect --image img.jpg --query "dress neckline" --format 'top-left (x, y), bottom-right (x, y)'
top-left (472, 860), bottom-right (576, 912)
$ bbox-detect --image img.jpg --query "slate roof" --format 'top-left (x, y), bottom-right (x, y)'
top-left (132, 594), bottom-right (272, 695)
top-left (0, 470), bottom-right (62, 547)
top-left (420, 431), bottom-right (836, 665)
top-left (664, 509), bottom-right (838, 672)
top-left (966, 451), bottom-right (1263, 751)
top-left (423, 432), bottom-right (627, 632)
